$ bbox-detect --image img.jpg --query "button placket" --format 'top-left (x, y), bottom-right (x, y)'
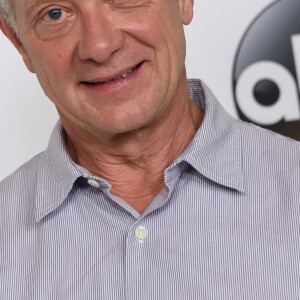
top-left (125, 221), bottom-right (151, 299)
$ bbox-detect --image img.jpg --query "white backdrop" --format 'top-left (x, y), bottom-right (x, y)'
top-left (0, 0), bottom-right (274, 180)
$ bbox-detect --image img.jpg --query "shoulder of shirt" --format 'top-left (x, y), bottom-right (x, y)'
top-left (0, 152), bottom-right (44, 200)
top-left (233, 117), bottom-right (300, 170)
top-left (235, 117), bottom-right (299, 147)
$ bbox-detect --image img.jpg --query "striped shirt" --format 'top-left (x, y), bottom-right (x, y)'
top-left (1, 79), bottom-right (300, 299)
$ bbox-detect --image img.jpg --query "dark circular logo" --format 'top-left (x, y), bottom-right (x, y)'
top-left (233, 0), bottom-right (300, 140)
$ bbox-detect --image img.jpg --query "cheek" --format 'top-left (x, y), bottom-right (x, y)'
top-left (129, 13), bottom-right (185, 60)
top-left (32, 45), bottom-right (74, 88)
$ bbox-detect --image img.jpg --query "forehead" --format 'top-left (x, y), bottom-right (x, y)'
top-left (15, 0), bottom-right (170, 19)
top-left (17, 0), bottom-right (175, 12)
top-left (13, 0), bottom-right (183, 32)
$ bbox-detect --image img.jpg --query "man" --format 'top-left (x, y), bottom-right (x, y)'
top-left (1, 0), bottom-right (300, 299)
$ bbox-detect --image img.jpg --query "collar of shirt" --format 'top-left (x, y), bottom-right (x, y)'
top-left (34, 79), bottom-right (245, 222)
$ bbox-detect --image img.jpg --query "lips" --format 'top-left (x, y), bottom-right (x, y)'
top-left (81, 62), bottom-right (143, 85)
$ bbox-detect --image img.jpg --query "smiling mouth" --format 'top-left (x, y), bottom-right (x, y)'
top-left (82, 62), bottom-right (143, 85)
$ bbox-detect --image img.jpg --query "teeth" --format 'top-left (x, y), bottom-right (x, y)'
top-left (86, 66), bottom-right (138, 85)
top-left (122, 68), bottom-right (133, 78)
top-left (103, 67), bottom-right (134, 83)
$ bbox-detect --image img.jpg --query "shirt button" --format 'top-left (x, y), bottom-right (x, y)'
top-left (87, 179), bottom-right (101, 188)
top-left (135, 226), bottom-right (148, 242)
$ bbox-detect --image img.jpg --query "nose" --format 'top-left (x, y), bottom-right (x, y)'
top-left (77, 10), bottom-right (124, 63)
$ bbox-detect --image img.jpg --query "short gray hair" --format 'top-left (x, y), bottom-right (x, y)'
top-left (0, 0), bottom-right (17, 33)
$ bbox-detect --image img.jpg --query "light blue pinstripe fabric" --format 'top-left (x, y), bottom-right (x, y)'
top-left (1, 79), bottom-right (300, 299)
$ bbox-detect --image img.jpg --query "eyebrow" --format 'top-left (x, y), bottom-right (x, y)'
top-left (24, 0), bottom-right (53, 16)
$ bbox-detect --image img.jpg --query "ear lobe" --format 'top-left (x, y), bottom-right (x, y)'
top-left (178, 0), bottom-right (194, 25)
top-left (0, 16), bottom-right (35, 73)
top-left (19, 48), bottom-right (36, 74)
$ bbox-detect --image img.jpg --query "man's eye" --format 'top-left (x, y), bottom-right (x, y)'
top-left (42, 9), bottom-right (66, 22)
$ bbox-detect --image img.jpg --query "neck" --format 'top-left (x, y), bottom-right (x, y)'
top-left (63, 82), bottom-right (204, 214)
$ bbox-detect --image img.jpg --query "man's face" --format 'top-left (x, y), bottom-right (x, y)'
top-left (8, 0), bottom-right (193, 135)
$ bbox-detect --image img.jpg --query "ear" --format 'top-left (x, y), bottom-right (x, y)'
top-left (178, 0), bottom-right (194, 25)
top-left (0, 16), bottom-right (35, 73)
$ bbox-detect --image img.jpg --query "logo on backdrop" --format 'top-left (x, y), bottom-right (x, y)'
top-left (233, 0), bottom-right (300, 140)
